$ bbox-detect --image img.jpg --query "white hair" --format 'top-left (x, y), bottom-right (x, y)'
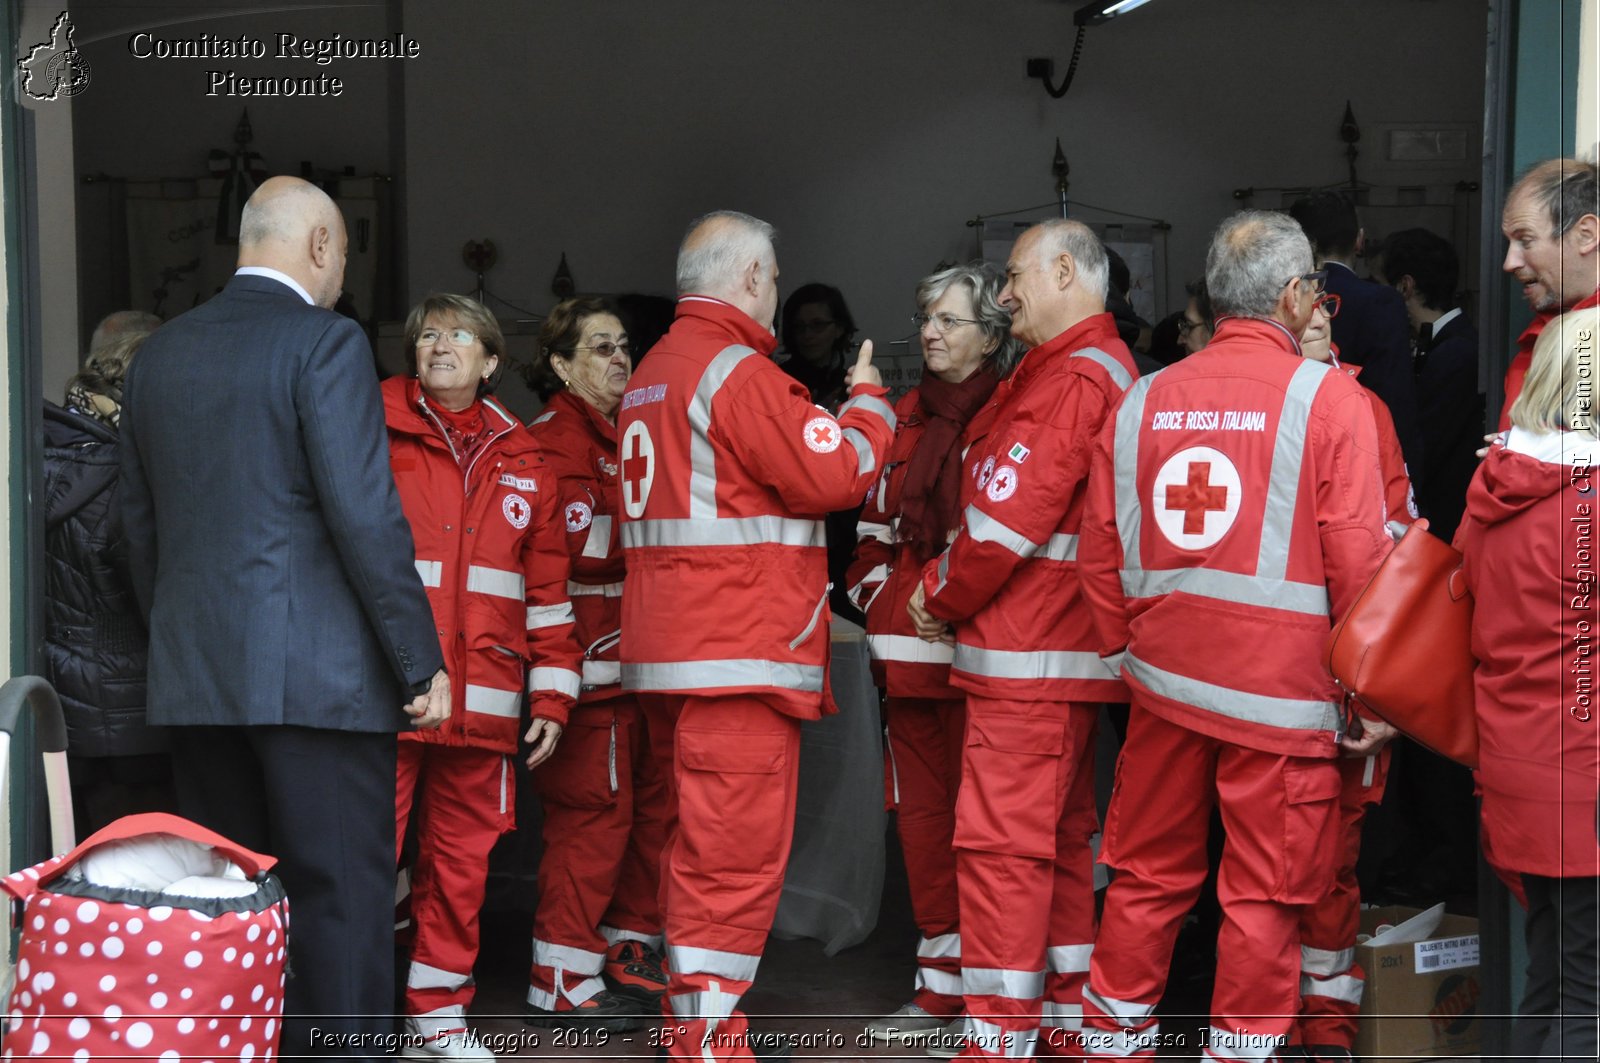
top-left (1030, 219), bottom-right (1109, 303)
top-left (675, 211), bottom-right (776, 298)
top-left (1205, 210), bottom-right (1314, 319)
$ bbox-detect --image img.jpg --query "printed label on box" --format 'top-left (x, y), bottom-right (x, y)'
top-left (1414, 934), bottom-right (1480, 972)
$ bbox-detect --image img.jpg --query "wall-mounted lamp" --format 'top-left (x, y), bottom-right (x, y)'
top-left (1073, 0), bottom-right (1157, 26)
top-left (1028, 0), bottom-right (1159, 99)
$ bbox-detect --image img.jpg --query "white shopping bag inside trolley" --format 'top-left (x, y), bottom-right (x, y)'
top-left (65, 832), bottom-right (262, 898)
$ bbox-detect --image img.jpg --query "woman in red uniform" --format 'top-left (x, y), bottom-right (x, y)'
top-left (385, 294), bottom-right (581, 1060)
top-left (524, 296), bottom-right (669, 1030)
top-left (1455, 306), bottom-right (1599, 1063)
top-left (849, 263), bottom-right (1020, 1046)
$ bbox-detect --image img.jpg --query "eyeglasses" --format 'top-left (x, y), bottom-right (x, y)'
top-left (1314, 293), bottom-right (1342, 319)
top-left (1176, 317), bottom-right (1209, 336)
top-left (793, 320), bottom-right (837, 334)
top-left (416, 327), bottom-right (477, 347)
top-left (1283, 269), bottom-right (1328, 297)
top-left (913, 312), bottom-right (983, 334)
top-left (572, 341), bottom-right (631, 359)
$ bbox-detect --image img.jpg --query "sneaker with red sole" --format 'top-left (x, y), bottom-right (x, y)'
top-left (523, 987), bottom-right (644, 1032)
top-left (604, 939), bottom-right (669, 1004)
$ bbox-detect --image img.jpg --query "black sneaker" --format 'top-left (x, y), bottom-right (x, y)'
top-left (604, 939), bottom-right (670, 1004)
top-left (523, 987), bottom-right (645, 1032)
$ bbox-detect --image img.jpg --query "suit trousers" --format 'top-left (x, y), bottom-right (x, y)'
top-left (654, 694), bottom-right (801, 1061)
top-left (395, 742), bottom-right (514, 1019)
top-left (952, 697), bottom-right (1099, 1060)
top-left (885, 695), bottom-right (966, 1017)
top-left (168, 725), bottom-right (397, 1061)
top-left (1513, 873), bottom-right (1599, 1063)
top-left (1082, 703), bottom-right (1340, 1063)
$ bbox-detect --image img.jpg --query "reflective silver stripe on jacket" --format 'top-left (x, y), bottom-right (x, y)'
top-left (466, 565), bottom-right (524, 601)
top-left (838, 391), bottom-right (898, 432)
top-left (688, 345), bottom-right (758, 519)
top-left (1114, 359), bottom-right (1335, 620)
top-left (528, 667), bottom-right (582, 699)
top-left (867, 634), bottom-right (954, 666)
top-left (966, 505), bottom-right (1038, 558)
top-left (526, 602), bottom-right (575, 630)
top-left (961, 965), bottom-right (1045, 1000)
top-left (567, 580), bottom-right (623, 597)
top-left (954, 644), bottom-right (1119, 682)
top-left (667, 944), bottom-right (761, 983)
top-left (414, 559), bottom-right (443, 588)
top-left (842, 426), bottom-right (876, 476)
top-left (1071, 346), bottom-right (1133, 391)
top-left (464, 684), bottom-right (521, 719)
top-left (623, 658), bottom-right (826, 693)
top-left (582, 659), bottom-right (622, 686)
top-left (933, 548), bottom-right (952, 595)
top-left (1120, 567), bottom-right (1330, 616)
top-left (1039, 533), bottom-right (1079, 562)
top-left (966, 1018), bottom-right (1036, 1057)
top-left (622, 514), bottom-right (825, 550)
top-left (857, 520), bottom-right (893, 544)
top-left (1125, 651), bottom-right (1339, 733)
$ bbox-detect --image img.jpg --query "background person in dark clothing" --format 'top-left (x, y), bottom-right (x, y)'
top-left (1377, 227), bottom-right (1483, 542)
top-left (44, 326), bottom-right (176, 835)
top-left (1289, 191), bottom-right (1424, 477)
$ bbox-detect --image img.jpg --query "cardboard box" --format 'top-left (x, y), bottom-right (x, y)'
top-left (1354, 905), bottom-right (1482, 1061)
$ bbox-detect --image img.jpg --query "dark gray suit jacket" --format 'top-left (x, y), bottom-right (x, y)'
top-left (120, 273), bottom-right (442, 731)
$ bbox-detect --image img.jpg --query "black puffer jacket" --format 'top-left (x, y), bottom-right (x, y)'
top-left (43, 401), bottom-right (163, 757)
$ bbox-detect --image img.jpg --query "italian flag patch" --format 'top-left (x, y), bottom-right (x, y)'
top-left (1007, 442), bottom-right (1031, 463)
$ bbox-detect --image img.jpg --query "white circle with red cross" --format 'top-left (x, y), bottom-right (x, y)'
top-left (565, 500), bottom-right (592, 532)
top-left (620, 421), bottom-right (655, 519)
top-left (986, 464), bottom-right (1019, 502)
top-left (1152, 446), bottom-right (1242, 550)
top-left (502, 493), bottom-right (531, 529)
top-left (804, 416), bottom-right (842, 453)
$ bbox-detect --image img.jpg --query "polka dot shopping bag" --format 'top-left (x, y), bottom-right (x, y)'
top-left (2, 812), bottom-right (289, 1061)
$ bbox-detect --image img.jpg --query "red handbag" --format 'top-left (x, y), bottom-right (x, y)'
top-left (1324, 519), bottom-right (1479, 766)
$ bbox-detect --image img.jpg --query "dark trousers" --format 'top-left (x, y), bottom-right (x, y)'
top-left (1514, 873), bottom-right (1600, 1063)
top-left (168, 725), bottom-right (398, 1060)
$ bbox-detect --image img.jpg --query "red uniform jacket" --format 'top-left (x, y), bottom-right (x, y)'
top-left (846, 386), bottom-right (998, 699)
top-left (528, 389), bottom-right (626, 703)
top-left (920, 312), bottom-right (1137, 703)
top-left (1454, 428), bottom-right (1600, 878)
top-left (617, 297), bottom-right (896, 719)
top-left (1341, 360), bottom-right (1417, 528)
top-left (1498, 287), bottom-right (1600, 430)
top-left (383, 376), bottom-right (580, 751)
top-left (1079, 317), bottom-right (1391, 759)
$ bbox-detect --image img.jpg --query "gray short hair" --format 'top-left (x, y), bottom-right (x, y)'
top-left (916, 261), bottom-right (1025, 376)
top-left (1030, 219), bottom-right (1109, 303)
top-left (1205, 210), bottom-right (1314, 319)
top-left (1509, 158), bottom-right (1600, 239)
top-left (675, 210), bottom-right (777, 297)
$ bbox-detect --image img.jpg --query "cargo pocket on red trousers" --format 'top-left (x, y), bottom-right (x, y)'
top-left (1277, 759), bottom-right (1342, 902)
top-left (677, 728), bottom-right (792, 877)
top-left (532, 717), bottom-right (618, 810)
top-left (953, 715), bottom-right (1064, 859)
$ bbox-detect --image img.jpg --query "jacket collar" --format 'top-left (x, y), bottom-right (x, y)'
top-left (1208, 315), bottom-right (1305, 357)
top-left (675, 295), bottom-right (778, 357)
top-left (546, 387), bottom-right (618, 446)
top-left (382, 375), bottom-right (524, 449)
top-left (1015, 311), bottom-right (1120, 383)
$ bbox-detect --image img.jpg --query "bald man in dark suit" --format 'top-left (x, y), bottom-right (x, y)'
top-left (121, 176), bottom-right (449, 1058)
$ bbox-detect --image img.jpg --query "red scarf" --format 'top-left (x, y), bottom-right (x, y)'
top-left (429, 398), bottom-right (488, 469)
top-left (899, 367), bottom-right (998, 560)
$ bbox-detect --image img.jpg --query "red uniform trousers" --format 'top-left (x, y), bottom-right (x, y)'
top-left (1294, 749), bottom-right (1390, 1051)
top-left (528, 696), bottom-right (668, 1008)
top-left (1082, 704), bottom-right (1340, 1062)
top-left (886, 695), bottom-right (966, 1018)
top-left (953, 697), bottom-right (1099, 1060)
top-left (396, 742), bottom-right (515, 1021)
top-left (653, 695), bottom-right (802, 1061)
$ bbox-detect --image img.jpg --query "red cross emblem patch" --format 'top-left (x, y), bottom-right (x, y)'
top-left (804, 416), bottom-right (842, 454)
top-left (502, 493), bottom-right (531, 530)
top-left (1152, 446), bottom-right (1241, 549)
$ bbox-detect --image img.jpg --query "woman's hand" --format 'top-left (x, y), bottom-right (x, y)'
top-left (907, 583), bottom-right (955, 645)
top-left (524, 717), bottom-right (565, 768)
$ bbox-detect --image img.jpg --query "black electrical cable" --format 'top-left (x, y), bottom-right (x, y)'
top-left (1041, 26), bottom-right (1088, 99)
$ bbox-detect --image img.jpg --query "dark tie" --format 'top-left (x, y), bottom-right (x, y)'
top-left (1417, 322), bottom-right (1435, 350)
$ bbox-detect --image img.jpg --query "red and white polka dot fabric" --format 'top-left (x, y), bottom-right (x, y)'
top-left (1, 814), bottom-right (289, 1061)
